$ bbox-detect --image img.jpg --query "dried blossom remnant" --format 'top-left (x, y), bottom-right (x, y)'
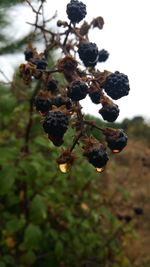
top-left (57, 56), bottom-right (78, 82)
top-left (91, 16), bottom-right (104, 30)
top-left (57, 149), bottom-right (76, 173)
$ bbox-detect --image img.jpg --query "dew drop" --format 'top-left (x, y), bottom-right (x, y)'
top-left (96, 167), bottom-right (105, 173)
top-left (59, 163), bottom-right (70, 173)
top-left (112, 149), bottom-right (120, 153)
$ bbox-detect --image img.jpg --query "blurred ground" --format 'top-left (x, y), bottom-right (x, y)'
top-left (102, 139), bottom-right (150, 266)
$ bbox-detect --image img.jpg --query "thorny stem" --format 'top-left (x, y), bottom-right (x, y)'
top-left (84, 119), bottom-right (105, 133)
top-left (23, 81), bottom-right (42, 153)
top-left (62, 22), bottom-right (72, 54)
top-left (70, 131), bottom-right (82, 152)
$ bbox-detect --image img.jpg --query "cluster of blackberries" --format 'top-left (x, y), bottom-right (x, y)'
top-left (19, 0), bottom-right (130, 172)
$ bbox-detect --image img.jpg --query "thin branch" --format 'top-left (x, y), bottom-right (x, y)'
top-left (25, 0), bottom-right (40, 14)
top-left (0, 69), bottom-right (11, 82)
top-left (22, 81), bottom-right (42, 153)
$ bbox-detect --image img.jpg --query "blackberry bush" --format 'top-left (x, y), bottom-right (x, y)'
top-left (19, 0), bottom-right (130, 172)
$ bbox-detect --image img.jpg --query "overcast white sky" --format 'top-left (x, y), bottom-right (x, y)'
top-left (0, 0), bottom-right (150, 122)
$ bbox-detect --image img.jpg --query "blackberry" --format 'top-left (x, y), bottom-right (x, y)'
top-left (124, 215), bottom-right (132, 223)
top-left (43, 111), bottom-right (69, 139)
top-left (103, 71), bottom-right (130, 100)
top-left (51, 96), bottom-right (72, 110)
top-left (24, 49), bottom-right (33, 61)
top-left (134, 207), bottom-right (143, 216)
top-left (98, 49), bottom-right (109, 62)
top-left (106, 129), bottom-right (128, 152)
top-left (47, 79), bottom-right (58, 93)
top-left (34, 97), bottom-right (51, 113)
top-left (99, 103), bottom-right (120, 122)
top-left (31, 59), bottom-right (48, 70)
top-left (48, 135), bottom-right (64, 147)
top-left (83, 141), bottom-right (109, 168)
top-left (67, 80), bottom-right (88, 101)
top-left (78, 42), bottom-right (99, 67)
top-left (66, 0), bottom-right (87, 24)
top-left (89, 90), bottom-right (101, 104)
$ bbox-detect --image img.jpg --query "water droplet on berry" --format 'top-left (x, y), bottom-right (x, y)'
top-left (112, 149), bottom-right (120, 153)
top-left (59, 163), bottom-right (70, 173)
top-left (96, 167), bottom-right (105, 173)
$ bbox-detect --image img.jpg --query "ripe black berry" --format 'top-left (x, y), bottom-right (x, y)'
top-left (34, 97), bottom-right (51, 113)
top-left (106, 129), bottom-right (128, 153)
top-left (89, 90), bottom-right (101, 104)
top-left (66, 0), bottom-right (87, 24)
top-left (51, 96), bottom-right (72, 110)
top-left (98, 49), bottom-right (109, 62)
top-left (78, 42), bottom-right (99, 67)
top-left (24, 49), bottom-right (33, 61)
top-left (99, 103), bottom-right (120, 122)
top-left (134, 207), bottom-right (143, 215)
top-left (124, 215), bottom-right (132, 223)
top-left (43, 111), bottom-right (69, 139)
top-left (67, 80), bottom-right (88, 101)
top-left (83, 140), bottom-right (109, 168)
top-left (31, 59), bottom-right (48, 70)
top-left (103, 71), bottom-right (130, 100)
top-left (47, 79), bottom-right (58, 93)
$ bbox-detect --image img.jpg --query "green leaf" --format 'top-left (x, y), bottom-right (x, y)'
top-left (24, 224), bottom-right (42, 250)
top-left (30, 194), bottom-right (48, 223)
top-left (5, 216), bottom-right (26, 234)
top-left (55, 240), bottom-right (64, 259)
top-left (0, 262), bottom-right (6, 267)
top-left (0, 167), bottom-right (15, 195)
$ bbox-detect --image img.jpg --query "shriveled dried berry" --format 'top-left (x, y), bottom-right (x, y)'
top-left (66, 0), bottom-right (87, 24)
top-left (103, 71), bottom-right (130, 100)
